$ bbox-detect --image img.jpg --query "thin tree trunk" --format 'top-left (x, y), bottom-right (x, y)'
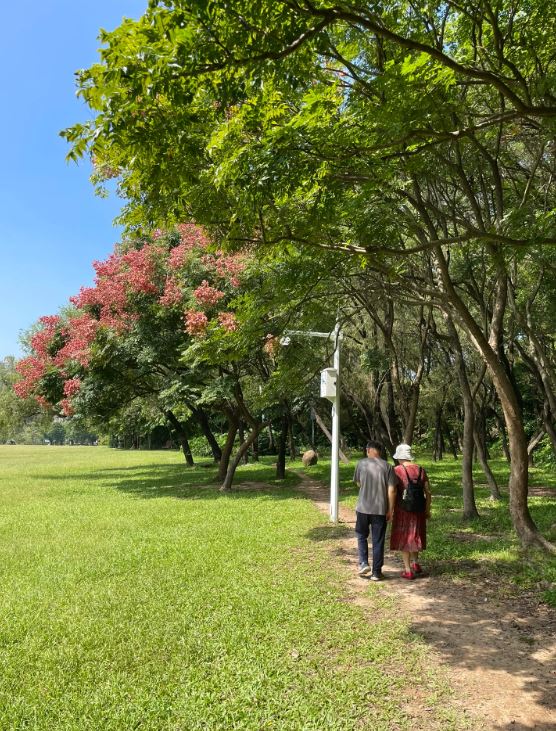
top-left (445, 316), bottom-right (479, 519)
top-left (238, 419), bottom-right (249, 464)
top-left (276, 408), bottom-right (289, 480)
top-left (287, 411), bottom-right (297, 460)
top-left (252, 432), bottom-right (260, 462)
top-left (542, 403), bottom-right (556, 457)
top-left (218, 416), bottom-right (239, 481)
top-left (473, 425), bottom-right (501, 500)
top-left (267, 422), bottom-right (276, 454)
top-left (165, 410), bottom-right (194, 467)
top-left (492, 408), bottom-right (511, 462)
top-left (433, 405), bottom-right (444, 462)
top-left (220, 423), bottom-right (264, 491)
top-left (190, 405), bottom-right (222, 462)
top-left (444, 422), bottom-right (458, 459)
top-left (313, 411), bottom-right (350, 464)
top-left (527, 430), bottom-right (545, 466)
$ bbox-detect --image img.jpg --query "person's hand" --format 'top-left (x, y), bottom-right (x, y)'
top-left (386, 511), bottom-right (392, 522)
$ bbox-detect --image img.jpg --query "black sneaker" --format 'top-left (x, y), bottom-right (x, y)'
top-left (358, 563), bottom-right (372, 576)
top-left (370, 572), bottom-right (384, 581)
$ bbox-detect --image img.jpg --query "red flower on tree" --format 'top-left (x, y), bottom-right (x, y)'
top-left (159, 277), bottom-right (183, 307)
top-left (218, 312), bottom-right (238, 332)
top-left (63, 377), bottom-right (82, 398)
top-left (53, 314), bottom-right (99, 367)
top-left (14, 357), bottom-right (48, 399)
top-left (193, 280), bottom-right (225, 307)
top-left (184, 310), bottom-right (208, 335)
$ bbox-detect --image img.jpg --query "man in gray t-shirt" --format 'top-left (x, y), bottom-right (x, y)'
top-left (353, 440), bottom-right (397, 580)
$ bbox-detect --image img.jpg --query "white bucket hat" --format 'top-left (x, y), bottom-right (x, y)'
top-left (393, 443), bottom-right (414, 461)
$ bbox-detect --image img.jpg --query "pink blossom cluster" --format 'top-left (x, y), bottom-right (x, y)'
top-left (218, 312), bottom-right (238, 332)
top-left (14, 357), bottom-right (48, 399)
top-left (201, 252), bottom-right (245, 286)
top-left (184, 310), bottom-right (208, 335)
top-left (159, 277), bottom-right (183, 307)
top-left (63, 377), bottom-right (82, 398)
top-left (167, 224), bottom-right (210, 270)
top-left (193, 280), bottom-right (225, 307)
top-left (177, 223), bottom-right (209, 249)
top-left (53, 314), bottom-right (99, 368)
top-left (60, 399), bottom-right (74, 416)
top-left (121, 247), bottom-right (158, 295)
top-left (30, 315), bottom-right (61, 357)
top-left (70, 248), bottom-right (154, 332)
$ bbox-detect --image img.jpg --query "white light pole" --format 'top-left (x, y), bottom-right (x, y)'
top-left (330, 321), bottom-right (341, 523)
top-left (284, 321), bottom-right (342, 523)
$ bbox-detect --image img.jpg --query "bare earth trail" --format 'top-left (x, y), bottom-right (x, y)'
top-left (295, 473), bottom-right (556, 731)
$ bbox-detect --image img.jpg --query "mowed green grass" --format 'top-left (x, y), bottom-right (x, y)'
top-left (307, 453), bottom-right (556, 605)
top-left (0, 446), bottom-right (460, 731)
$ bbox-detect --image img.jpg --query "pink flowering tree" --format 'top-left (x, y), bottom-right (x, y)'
top-left (14, 225), bottom-right (332, 487)
top-left (13, 224), bottom-right (247, 470)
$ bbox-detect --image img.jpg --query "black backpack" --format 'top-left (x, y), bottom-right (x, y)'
top-left (400, 466), bottom-right (426, 513)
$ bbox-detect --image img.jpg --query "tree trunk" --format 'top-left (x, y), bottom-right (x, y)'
top-left (527, 430), bottom-right (545, 466)
top-left (220, 422), bottom-right (264, 491)
top-left (473, 425), bottom-right (501, 500)
top-left (252, 431), bottom-right (260, 462)
top-left (190, 405), bottom-right (222, 462)
top-left (492, 408), bottom-right (511, 462)
top-left (238, 419), bottom-right (249, 464)
top-left (267, 422), bottom-right (276, 454)
top-left (276, 408), bottom-right (289, 480)
top-left (165, 410), bottom-right (194, 467)
top-left (434, 246), bottom-right (554, 550)
top-left (287, 411), bottom-right (297, 460)
top-left (218, 416), bottom-right (239, 481)
top-left (433, 405), bottom-right (444, 462)
top-left (445, 316), bottom-right (479, 519)
top-left (313, 411), bottom-right (350, 464)
top-left (542, 403), bottom-right (556, 458)
top-left (444, 422), bottom-right (458, 459)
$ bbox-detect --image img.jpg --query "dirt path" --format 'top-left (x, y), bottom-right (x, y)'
top-left (296, 473), bottom-right (556, 731)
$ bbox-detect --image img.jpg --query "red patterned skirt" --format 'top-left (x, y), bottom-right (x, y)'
top-left (390, 506), bottom-right (427, 552)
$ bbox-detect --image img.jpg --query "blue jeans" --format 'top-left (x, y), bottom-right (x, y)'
top-left (355, 512), bottom-right (387, 573)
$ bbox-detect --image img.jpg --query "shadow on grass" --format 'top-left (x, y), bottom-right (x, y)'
top-left (304, 524), bottom-right (352, 542)
top-left (32, 462), bottom-right (306, 502)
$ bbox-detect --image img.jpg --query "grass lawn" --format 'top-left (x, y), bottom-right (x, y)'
top-left (305, 453), bottom-right (556, 606)
top-left (0, 446), bottom-right (461, 731)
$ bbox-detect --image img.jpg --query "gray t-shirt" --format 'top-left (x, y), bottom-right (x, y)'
top-left (353, 457), bottom-right (396, 515)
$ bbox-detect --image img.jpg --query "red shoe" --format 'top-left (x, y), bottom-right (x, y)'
top-left (411, 562), bottom-right (422, 574)
top-left (401, 570), bottom-right (415, 580)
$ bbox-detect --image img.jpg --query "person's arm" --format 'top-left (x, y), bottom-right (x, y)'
top-left (424, 480), bottom-right (432, 519)
top-left (386, 466), bottom-right (397, 521)
top-left (386, 484), bottom-right (396, 521)
top-left (353, 463), bottom-right (360, 487)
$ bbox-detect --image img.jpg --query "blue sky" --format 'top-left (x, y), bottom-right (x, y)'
top-left (0, 1), bottom-right (147, 359)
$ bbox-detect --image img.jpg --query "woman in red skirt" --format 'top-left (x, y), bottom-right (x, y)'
top-left (390, 444), bottom-right (431, 580)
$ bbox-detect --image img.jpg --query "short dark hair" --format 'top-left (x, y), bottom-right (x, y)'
top-left (366, 440), bottom-right (383, 453)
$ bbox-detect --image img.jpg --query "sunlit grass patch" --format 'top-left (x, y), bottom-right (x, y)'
top-left (0, 446), bottom-right (461, 730)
